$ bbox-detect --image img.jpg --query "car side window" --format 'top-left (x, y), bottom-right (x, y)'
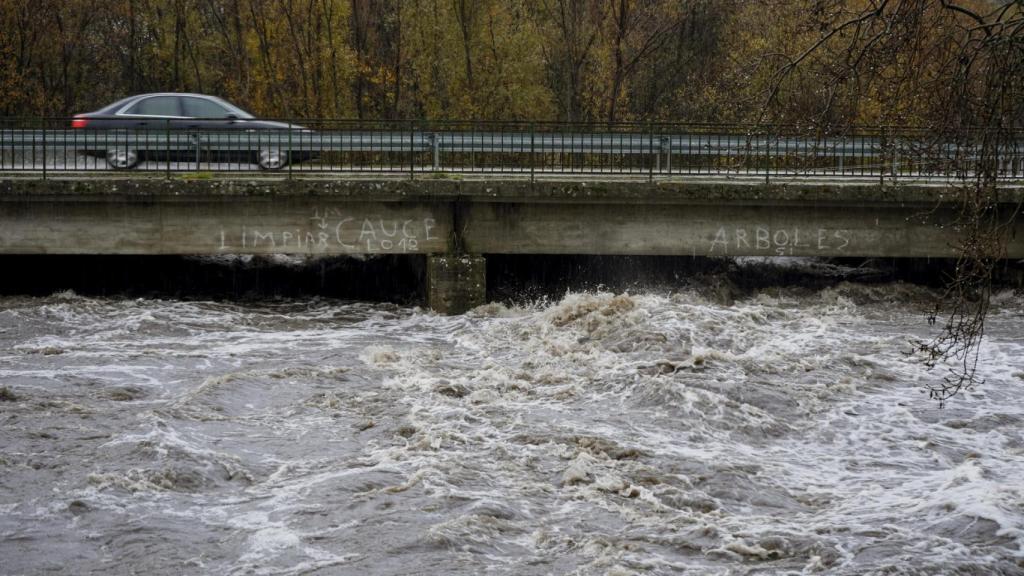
top-left (126, 96), bottom-right (180, 116)
top-left (182, 97), bottom-right (231, 118)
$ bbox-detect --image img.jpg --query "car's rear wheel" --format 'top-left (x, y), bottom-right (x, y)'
top-left (106, 148), bottom-right (139, 170)
top-left (257, 148), bottom-right (286, 171)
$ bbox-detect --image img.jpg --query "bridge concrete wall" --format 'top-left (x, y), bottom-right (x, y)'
top-left (0, 197), bottom-right (450, 255)
top-left (1, 177), bottom-right (1021, 259)
top-left (462, 202), bottom-right (980, 258)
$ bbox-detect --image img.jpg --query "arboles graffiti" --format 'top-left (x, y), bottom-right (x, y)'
top-left (708, 226), bottom-right (851, 256)
top-left (218, 208), bottom-right (439, 253)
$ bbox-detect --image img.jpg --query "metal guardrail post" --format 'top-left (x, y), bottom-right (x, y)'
top-left (891, 136), bottom-right (899, 179)
top-left (288, 125), bottom-right (293, 179)
top-left (879, 127), bottom-right (886, 185)
top-left (165, 119), bottom-right (171, 178)
top-left (403, 118), bottom-right (411, 177)
top-left (648, 122), bottom-right (654, 182)
top-left (662, 136), bottom-right (671, 174)
top-left (41, 120), bottom-right (46, 180)
top-left (431, 132), bottom-right (440, 170)
top-left (530, 123), bottom-right (535, 183)
top-left (655, 133), bottom-right (661, 172)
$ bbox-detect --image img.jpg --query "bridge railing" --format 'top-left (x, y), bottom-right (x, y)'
top-left (1, 118), bottom-right (1021, 180)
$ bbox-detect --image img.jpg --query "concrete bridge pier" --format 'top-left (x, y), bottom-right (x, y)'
top-left (426, 254), bottom-right (486, 314)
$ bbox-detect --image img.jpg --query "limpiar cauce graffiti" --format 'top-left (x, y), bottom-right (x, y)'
top-left (219, 209), bottom-right (438, 253)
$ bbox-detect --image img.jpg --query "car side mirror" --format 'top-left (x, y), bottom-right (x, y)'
top-left (226, 114), bottom-right (238, 122)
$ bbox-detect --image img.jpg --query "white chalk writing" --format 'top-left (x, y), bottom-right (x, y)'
top-left (709, 226), bottom-right (850, 255)
top-left (218, 207), bottom-right (439, 253)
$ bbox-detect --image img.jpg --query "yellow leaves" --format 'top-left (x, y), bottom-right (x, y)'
top-left (0, 0), bottom-right (1013, 127)
top-left (397, 0), bottom-right (557, 120)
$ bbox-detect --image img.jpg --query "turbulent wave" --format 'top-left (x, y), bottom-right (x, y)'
top-left (0, 284), bottom-right (1022, 575)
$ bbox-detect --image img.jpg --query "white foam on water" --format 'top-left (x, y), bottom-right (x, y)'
top-left (2, 289), bottom-right (1023, 574)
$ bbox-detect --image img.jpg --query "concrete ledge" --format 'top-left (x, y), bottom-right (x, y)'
top-left (3, 176), bottom-right (1022, 206)
top-left (1, 177), bottom-right (1021, 259)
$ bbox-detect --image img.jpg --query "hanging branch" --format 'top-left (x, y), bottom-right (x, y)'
top-left (761, 1), bottom-right (1024, 406)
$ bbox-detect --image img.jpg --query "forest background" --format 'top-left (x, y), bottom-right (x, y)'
top-left (0, 0), bottom-right (1015, 129)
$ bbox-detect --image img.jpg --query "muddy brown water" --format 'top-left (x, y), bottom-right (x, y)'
top-left (1, 282), bottom-right (1022, 575)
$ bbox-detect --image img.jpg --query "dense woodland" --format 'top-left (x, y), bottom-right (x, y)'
top-left (1, 0), bottom-right (1020, 129)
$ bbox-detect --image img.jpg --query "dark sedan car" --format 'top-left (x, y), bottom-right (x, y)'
top-left (72, 93), bottom-right (311, 170)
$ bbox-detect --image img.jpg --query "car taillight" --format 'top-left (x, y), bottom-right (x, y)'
top-left (71, 115), bottom-right (88, 129)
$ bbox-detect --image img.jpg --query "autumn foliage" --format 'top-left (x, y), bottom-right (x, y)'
top-left (0, 0), bottom-right (1011, 125)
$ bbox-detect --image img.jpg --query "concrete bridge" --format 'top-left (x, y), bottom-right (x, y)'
top-left (1, 175), bottom-right (1022, 312)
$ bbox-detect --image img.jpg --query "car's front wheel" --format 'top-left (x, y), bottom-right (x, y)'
top-left (257, 148), bottom-right (286, 171)
top-left (106, 148), bottom-right (139, 170)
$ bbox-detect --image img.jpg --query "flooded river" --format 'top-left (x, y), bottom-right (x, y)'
top-left (1, 277), bottom-right (1023, 574)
